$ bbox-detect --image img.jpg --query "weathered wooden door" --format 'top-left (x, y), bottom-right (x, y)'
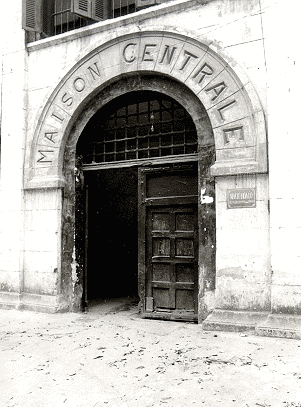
top-left (138, 165), bottom-right (198, 321)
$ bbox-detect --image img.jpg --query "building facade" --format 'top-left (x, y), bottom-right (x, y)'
top-left (0, 0), bottom-right (300, 338)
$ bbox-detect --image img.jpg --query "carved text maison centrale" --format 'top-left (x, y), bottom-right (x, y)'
top-left (36, 36), bottom-right (247, 166)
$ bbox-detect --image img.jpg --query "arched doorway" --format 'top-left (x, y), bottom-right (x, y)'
top-left (76, 87), bottom-right (215, 321)
top-left (22, 30), bottom-right (267, 319)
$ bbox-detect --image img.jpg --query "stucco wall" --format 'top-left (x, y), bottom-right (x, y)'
top-left (0, 1), bottom-right (26, 295)
top-left (263, 0), bottom-right (301, 314)
top-left (1, 0), bottom-right (300, 328)
top-left (215, 173), bottom-right (270, 311)
top-left (22, 0), bottom-right (269, 309)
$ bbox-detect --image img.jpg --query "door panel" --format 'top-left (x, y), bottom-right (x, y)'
top-left (139, 165), bottom-right (198, 322)
top-left (147, 173), bottom-right (198, 197)
top-left (147, 207), bottom-right (197, 315)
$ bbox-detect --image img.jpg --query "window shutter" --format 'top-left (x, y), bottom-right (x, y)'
top-left (71, 0), bottom-right (92, 18)
top-left (91, 0), bottom-right (111, 20)
top-left (22, 0), bottom-right (42, 32)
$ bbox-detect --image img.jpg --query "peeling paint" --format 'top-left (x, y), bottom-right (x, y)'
top-left (203, 291), bottom-right (216, 312)
top-left (0, 283), bottom-right (14, 292)
top-left (71, 244), bottom-right (79, 288)
top-left (217, 267), bottom-right (245, 279)
top-left (201, 187), bottom-right (214, 204)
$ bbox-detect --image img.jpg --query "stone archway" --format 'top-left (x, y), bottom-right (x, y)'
top-left (23, 30), bottom-right (268, 312)
top-left (24, 30), bottom-right (267, 190)
top-left (66, 73), bottom-right (216, 313)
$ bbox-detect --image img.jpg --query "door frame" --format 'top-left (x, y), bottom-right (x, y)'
top-left (81, 153), bottom-right (216, 320)
top-left (83, 156), bottom-right (200, 305)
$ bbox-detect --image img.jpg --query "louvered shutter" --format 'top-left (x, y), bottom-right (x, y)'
top-left (71, 0), bottom-right (92, 18)
top-left (91, 0), bottom-right (111, 20)
top-left (22, 0), bottom-right (42, 32)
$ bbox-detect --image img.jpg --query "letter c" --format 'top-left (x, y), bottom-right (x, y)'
top-left (123, 43), bottom-right (137, 63)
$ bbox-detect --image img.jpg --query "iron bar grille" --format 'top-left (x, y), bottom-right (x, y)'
top-left (40, 0), bottom-right (137, 37)
top-left (78, 91), bottom-right (198, 164)
top-left (112, 0), bottom-right (135, 17)
top-left (53, 0), bottom-right (89, 35)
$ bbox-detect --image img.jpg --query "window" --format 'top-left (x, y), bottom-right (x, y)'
top-left (77, 91), bottom-right (198, 165)
top-left (22, 0), bottom-right (168, 40)
top-left (23, 0), bottom-right (109, 38)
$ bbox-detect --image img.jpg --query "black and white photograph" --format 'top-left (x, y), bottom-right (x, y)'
top-left (0, 0), bottom-right (300, 405)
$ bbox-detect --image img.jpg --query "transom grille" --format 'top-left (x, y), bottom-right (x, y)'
top-left (78, 91), bottom-right (198, 164)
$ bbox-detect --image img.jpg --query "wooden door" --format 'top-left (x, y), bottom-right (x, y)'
top-left (138, 165), bottom-right (198, 321)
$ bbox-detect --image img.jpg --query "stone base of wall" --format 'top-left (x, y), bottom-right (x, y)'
top-left (0, 292), bottom-right (21, 310)
top-left (202, 310), bottom-right (270, 332)
top-left (0, 292), bottom-right (68, 313)
top-left (256, 314), bottom-right (301, 339)
top-left (203, 310), bottom-right (301, 339)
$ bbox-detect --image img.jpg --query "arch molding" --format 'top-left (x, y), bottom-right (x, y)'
top-left (24, 31), bottom-right (267, 189)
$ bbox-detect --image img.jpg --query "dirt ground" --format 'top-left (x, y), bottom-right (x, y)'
top-left (0, 297), bottom-right (301, 407)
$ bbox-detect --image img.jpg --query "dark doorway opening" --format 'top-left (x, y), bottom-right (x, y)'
top-left (85, 167), bottom-right (139, 302)
top-left (74, 86), bottom-right (215, 316)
